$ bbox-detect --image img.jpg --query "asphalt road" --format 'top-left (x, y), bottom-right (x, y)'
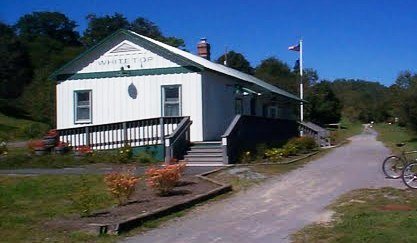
top-left (123, 129), bottom-right (404, 243)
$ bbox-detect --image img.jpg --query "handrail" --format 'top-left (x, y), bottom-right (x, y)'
top-left (57, 116), bottom-right (185, 149)
top-left (165, 116), bottom-right (192, 145)
top-left (164, 116), bottom-right (192, 163)
top-left (221, 115), bottom-right (244, 164)
top-left (298, 121), bottom-right (331, 147)
top-left (221, 115), bottom-right (242, 138)
top-left (58, 116), bottom-right (184, 130)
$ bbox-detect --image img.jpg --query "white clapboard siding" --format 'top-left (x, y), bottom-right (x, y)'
top-left (56, 72), bottom-right (203, 141)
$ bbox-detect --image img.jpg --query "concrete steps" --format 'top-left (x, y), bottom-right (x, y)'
top-left (184, 141), bottom-right (225, 166)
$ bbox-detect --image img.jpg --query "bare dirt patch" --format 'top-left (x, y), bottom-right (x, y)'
top-left (378, 204), bottom-right (414, 211)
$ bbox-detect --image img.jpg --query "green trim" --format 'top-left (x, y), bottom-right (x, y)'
top-left (56, 66), bottom-right (201, 81)
top-left (132, 144), bottom-right (164, 161)
top-left (50, 29), bottom-right (204, 80)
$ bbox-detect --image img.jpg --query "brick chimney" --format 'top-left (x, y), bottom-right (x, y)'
top-left (197, 38), bottom-right (211, 60)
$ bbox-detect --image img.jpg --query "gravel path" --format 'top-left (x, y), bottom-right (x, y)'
top-left (123, 129), bottom-right (404, 243)
top-left (0, 165), bottom-right (222, 176)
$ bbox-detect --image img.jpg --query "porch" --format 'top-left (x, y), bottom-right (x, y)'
top-left (57, 116), bottom-right (192, 163)
top-left (57, 115), bottom-right (319, 165)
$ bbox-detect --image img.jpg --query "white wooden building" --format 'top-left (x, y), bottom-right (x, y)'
top-left (52, 29), bottom-right (303, 164)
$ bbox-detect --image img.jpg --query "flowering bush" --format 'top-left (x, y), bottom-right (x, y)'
top-left (75, 145), bottom-right (93, 155)
top-left (264, 148), bottom-right (285, 162)
top-left (27, 140), bottom-right (45, 151)
top-left (54, 141), bottom-right (70, 154)
top-left (45, 129), bottom-right (58, 138)
top-left (145, 162), bottom-right (186, 196)
top-left (55, 141), bottom-right (69, 148)
top-left (104, 167), bottom-right (139, 206)
top-left (118, 144), bottom-right (133, 163)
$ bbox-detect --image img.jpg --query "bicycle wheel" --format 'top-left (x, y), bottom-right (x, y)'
top-left (382, 155), bottom-right (405, 179)
top-left (402, 163), bottom-right (417, 189)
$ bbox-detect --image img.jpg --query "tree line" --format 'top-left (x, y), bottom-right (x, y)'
top-left (1, 11), bottom-right (415, 131)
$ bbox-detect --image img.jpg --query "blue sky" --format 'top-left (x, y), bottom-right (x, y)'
top-left (1, 0), bottom-right (416, 85)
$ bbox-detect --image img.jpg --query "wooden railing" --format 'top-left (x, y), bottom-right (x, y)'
top-left (222, 115), bottom-right (299, 163)
top-left (164, 116), bottom-right (192, 163)
top-left (57, 117), bottom-right (184, 150)
top-left (299, 121), bottom-right (331, 147)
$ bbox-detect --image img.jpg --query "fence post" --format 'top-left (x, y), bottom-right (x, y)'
top-left (160, 117), bottom-right (165, 146)
top-left (85, 126), bottom-right (90, 146)
top-left (221, 136), bottom-right (229, 164)
top-left (123, 122), bottom-right (127, 145)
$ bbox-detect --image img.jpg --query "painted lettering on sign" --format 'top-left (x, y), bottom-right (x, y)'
top-left (96, 56), bottom-right (154, 68)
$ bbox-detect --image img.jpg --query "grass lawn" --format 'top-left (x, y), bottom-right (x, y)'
top-left (0, 145), bottom-right (158, 170)
top-left (292, 187), bottom-right (417, 243)
top-left (374, 123), bottom-right (417, 153)
top-left (0, 175), bottom-right (118, 242)
top-left (0, 112), bottom-right (49, 141)
top-left (0, 148), bottom-right (96, 169)
top-left (328, 119), bottom-right (363, 145)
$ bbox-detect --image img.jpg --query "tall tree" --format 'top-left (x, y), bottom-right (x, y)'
top-left (305, 81), bottom-right (342, 125)
top-left (216, 50), bottom-right (253, 74)
top-left (14, 12), bottom-right (83, 124)
top-left (82, 13), bottom-right (129, 46)
top-left (389, 71), bottom-right (417, 129)
top-left (254, 57), bottom-right (297, 94)
top-left (130, 17), bottom-right (185, 48)
top-left (82, 14), bottom-right (185, 48)
top-left (0, 22), bottom-right (32, 99)
top-left (15, 11), bottom-right (80, 46)
top-left (331, 79), bottom-right (390, 122)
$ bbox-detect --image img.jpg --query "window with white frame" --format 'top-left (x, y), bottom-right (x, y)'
top-left (74, 90), bottom-right (92, 123)
top-left (162, 85), bottom-right (181, 116)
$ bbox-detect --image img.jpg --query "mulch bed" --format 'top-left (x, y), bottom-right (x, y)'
top-left (47, 175), bottom-right (219, 234)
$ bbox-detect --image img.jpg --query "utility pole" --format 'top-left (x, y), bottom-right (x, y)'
top-left (299, 39), bottom-right (303, 122)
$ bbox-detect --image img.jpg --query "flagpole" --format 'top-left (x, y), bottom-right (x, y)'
top-left (299, 39), bottom-right (304, 122)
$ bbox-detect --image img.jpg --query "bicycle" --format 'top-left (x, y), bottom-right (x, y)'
top-left (382, 143), bottom-right (417, 179)
top-left (402, 162), bottom-right (417, 189)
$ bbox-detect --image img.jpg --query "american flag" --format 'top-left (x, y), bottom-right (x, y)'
top-left (288, 44), bottom-right (300, 52)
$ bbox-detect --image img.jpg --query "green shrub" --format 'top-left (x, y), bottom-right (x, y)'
top-left (239, 151), bottom-right (253, 163)
top-left (255, 143), bottom-right (268, 159)
top-left (135, 151), bottom-right (157, 164)
top-left (287, 136), bottom-right (318, 153)
top-left (81, 150), bottom-right (119, 164)
top-left (282, 143), bottom-right (298, 156)
top-left (118, 144), bottom-right (133, 163)
top-left (264, 148), bottom-right (285, 162)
